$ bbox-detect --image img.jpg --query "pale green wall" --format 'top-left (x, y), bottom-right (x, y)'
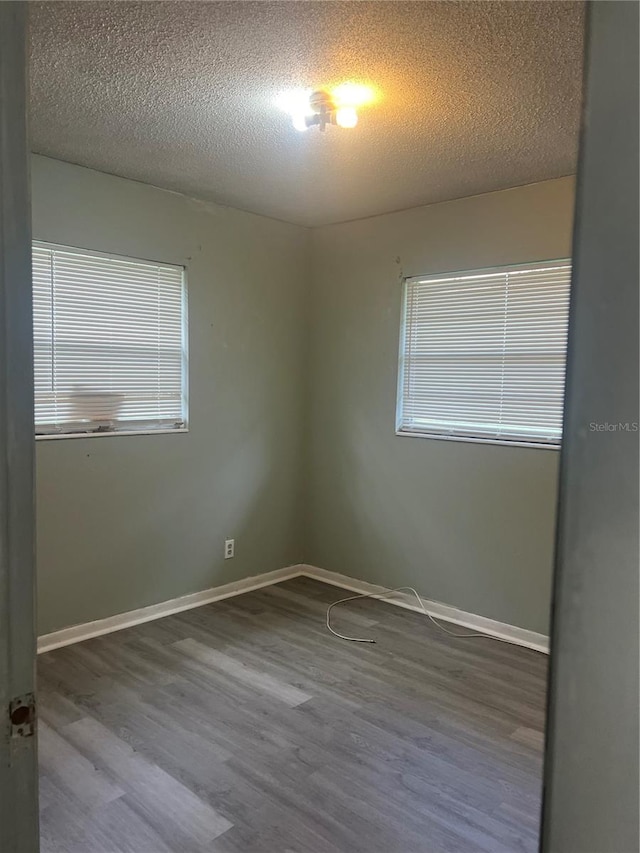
top-left (306, 177), bottom-right (576, 635)
top-left (33, 158), bottom-right (575, 637)
top-left (33, 155), bottom-right (309, 635)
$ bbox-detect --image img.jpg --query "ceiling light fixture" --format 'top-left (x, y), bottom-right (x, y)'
top-left (277, 83), bottom-right (375, 133)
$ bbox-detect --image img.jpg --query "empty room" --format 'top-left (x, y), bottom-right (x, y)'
top-left (1, 1), bottom-right (638, 852)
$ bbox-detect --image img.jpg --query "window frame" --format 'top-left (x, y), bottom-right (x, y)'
top-left (395, 258), bottom-right (572, 451)
top-left (33, 240), bottom-right (190, 441)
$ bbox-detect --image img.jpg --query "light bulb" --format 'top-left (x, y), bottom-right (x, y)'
top-left (292, 113), bottom-right (308, 132)
top-left (332, 83), bottom-right (375, 108)
top-left (335, 106), bottom-right (358, 129)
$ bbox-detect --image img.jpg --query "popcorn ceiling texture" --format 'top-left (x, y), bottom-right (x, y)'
top-left (29, 1), bottom-right (584, 227)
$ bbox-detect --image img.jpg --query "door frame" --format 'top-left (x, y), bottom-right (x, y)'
top-left (541, 2), bottom-right (640, 850)
top-left (0, 3), bottom-right (39, 851)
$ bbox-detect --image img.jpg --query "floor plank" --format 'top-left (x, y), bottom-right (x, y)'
top-left (39, 577), bottom-right (547, 852)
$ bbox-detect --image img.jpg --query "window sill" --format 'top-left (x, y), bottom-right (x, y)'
top-left (36, 427), bottom-right (189, 441)
top-left (395, 429), bottom-right (561, 451)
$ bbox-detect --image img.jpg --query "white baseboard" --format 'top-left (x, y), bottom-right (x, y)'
top-left (38, 562), bottom-right (549, 655)
top-left (37, 565), bottom-right (304, 653)
top-left (299, 565), bottom-right (549, 654)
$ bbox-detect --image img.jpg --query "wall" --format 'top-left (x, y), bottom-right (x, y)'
top-left (33, 157), bottom-right (575, 639)
top-left (32, 155), bottom-right (309, 635)
top-left (307, 177), bottom-right (576, 635)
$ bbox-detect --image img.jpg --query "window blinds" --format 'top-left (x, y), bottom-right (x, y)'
top-left (33, 243), bottom-right (187, 435)
top-left (397, 261), bottom-right (572, 445)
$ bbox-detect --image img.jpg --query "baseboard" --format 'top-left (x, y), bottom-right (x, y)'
top-left (37, 565), bottom-right (304, 653)
top-left (299, 565), bottom-right (549, 654)
top-left (38, 562), bottom-right (549, 655)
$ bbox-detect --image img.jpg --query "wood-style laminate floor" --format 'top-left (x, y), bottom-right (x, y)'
top-left (38, 577), bottom-right (548, 853)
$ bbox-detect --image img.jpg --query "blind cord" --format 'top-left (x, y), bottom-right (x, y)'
top-left (326, 586), bottom-right (523, 646)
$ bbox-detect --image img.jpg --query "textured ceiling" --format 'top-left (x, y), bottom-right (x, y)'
top-left (29, 1), bottom-right (585, 227)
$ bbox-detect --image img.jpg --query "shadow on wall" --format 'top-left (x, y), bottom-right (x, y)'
top-left (36, 415), bottom-right (303, 635)
top-left (309, 372), bottom-right (558, 636)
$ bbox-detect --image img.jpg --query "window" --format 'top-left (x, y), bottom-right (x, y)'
top-left (396, 260), bottom-right (572, 447)
top-left (33, 242), bottom-right (188, 437)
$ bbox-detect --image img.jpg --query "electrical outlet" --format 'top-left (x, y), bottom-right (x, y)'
top-left (224, 538), bottom-right (235, 559)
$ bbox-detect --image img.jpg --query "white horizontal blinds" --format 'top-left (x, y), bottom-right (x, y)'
top-left (499, 266), bottom-right (572, 441)
top-left (398, 261), bottom-right (572, 444)
top-left (32, 243), bottom-right (186, 434)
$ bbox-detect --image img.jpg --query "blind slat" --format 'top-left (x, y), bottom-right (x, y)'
top-left (33, 242), bottom-right (188, 435)
top-left (397, 261), bottom-right (572, 445)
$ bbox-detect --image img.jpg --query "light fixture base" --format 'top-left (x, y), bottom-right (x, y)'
top-left (306, 90), bottom-right (336, 131)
